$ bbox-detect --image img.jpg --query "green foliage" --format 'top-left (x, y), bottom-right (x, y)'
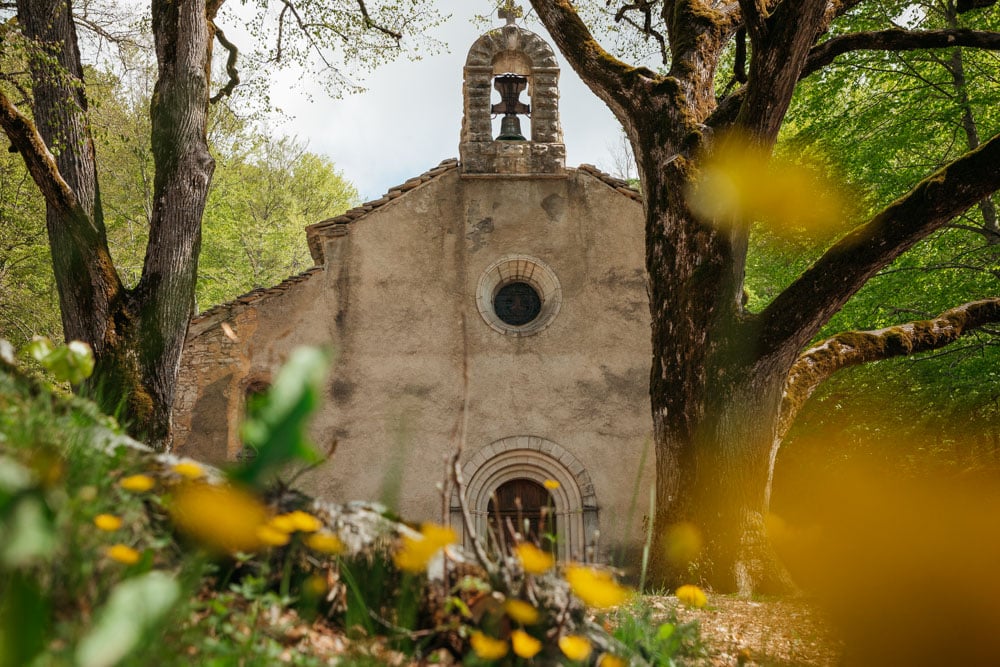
top-left (198, 130), bottom-right (358, 307)
top-left (0, 60), bottom-right (360, 348)
top-left (0, 149), bottom-right (60, 350)
top-left (24, 337), bottom-right (95, 385)
top-left (745, 1), bottom-right (1000, 465)
top-left (75, 571), bottom-right (181, 667)
top-left (608, 598), bottom-right (704, 666)
top-left (233, 346), bottom-right (330, 489)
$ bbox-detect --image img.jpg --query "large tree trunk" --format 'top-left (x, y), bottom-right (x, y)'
top-left (640, 151), bottom-right (796, 593)
top-left (11, 0), bottom-right (214, 446)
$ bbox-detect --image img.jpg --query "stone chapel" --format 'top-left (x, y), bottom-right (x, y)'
top-left (171, 20), bottom-right (654, 563)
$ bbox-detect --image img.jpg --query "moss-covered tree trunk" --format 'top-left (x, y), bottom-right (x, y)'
top-left (6, 0), bottom-right (215, 445)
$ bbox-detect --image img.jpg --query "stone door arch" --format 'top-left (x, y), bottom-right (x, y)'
top-left (451, 436), bottom-right (597, 560)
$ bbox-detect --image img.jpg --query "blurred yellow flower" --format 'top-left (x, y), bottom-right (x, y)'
top-left (172, 461), bottom-right (204, 480)
top-left (268, 514), bottom-right (298, 534)
top-left (565, 564), bottom-right (631, 608)
top-left (470, 632), bottom-right (508, 660)
top-left (663, 521), bottom-right (703, 568)
top-left (256, 524), bottom-right (291, 547)
top-left (598, 653), bottom-right (627, 667)
top-left (306, 532), bottom-right (344, 555)
top-left (515, 543), bottom-right (554, 574)
top-left (511, 629), bottom-right (542, 658)
top-left (119, 474), bottom-right (155, 492)
top-left (304, 574), bottom-right (328, 597)
top-left (287, 510), bottom-right (322, 533)
top-left (675, 584), bottom-right (708, 608)
top-left (93, 514), bottom-right (123, 531)
top-left (106, 544), bottom-right (140, 565)
top-left (559, 635), bottom-right (592, 661)
top-left (504, 598), bottom-right (540, 625)
top-left (393, 523), bottom-right (457, 573)
top-left (685, 132), bottom-right (847, 237)
top-left (543, 479), bottom-right (560, 490)
top-left (168, 482), bottom-right (268, 554)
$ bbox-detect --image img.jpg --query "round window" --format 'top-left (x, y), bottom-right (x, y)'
top-left (476, 255), bottom-right (561, 336)
top-left (494, 281), bottom-right (542, 326)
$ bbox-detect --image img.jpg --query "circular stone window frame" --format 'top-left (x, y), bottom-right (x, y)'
top-left (476, 254), bottom-right (562, 336)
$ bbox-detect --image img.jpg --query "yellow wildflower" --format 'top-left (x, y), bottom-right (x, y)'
top-left (268, 514), bottom-right (298, 534)
top-left (543, 479), bottom-right (560, 490)
top-left (559, 635), bottom-right (592, 662)
top-left (663, 522), bottom-right (703, 568)
top-left (504, 598), bottom-right (540, 625)
top-left (168, 482), bottom-right (269, 553)
top-left (675, 584), bottom-right (708, 608)
top-left (172, 461), bottom-right (204, 480)
top-left (306, 532), bottom-right (344, 555)
top-left (511, 629), bottom-right (542, 658)
top-left (393, 523), bottom-right (456, 573)
top-left (470, 632), bottom-right (508, 660)
top-left (286, 510), bottom-right (322, 533)
top-left (304, 574), bottom-right (328, 597)
top-left (514, 543), bottom-right (554, 574)
top-left (565, 564), bottom-right (631, 608)
top-left (106, 544), bottom-right (140, 565)
top-left (256, 524), bottom-right (291, 547)
top-left (119, 474), bottom-right (155, 492)
top-left (599, 653), bottom-right (627, 667)
top-left (93, 514), bottom-right (123, 531)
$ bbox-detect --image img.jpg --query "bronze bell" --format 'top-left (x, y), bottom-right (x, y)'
top-left (492, 73), bottom-right (530, 141)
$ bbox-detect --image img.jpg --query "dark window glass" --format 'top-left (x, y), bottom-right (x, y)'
top-left (494, 281), bottom-right (541, 326)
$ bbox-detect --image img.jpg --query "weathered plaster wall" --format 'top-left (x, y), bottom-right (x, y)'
top-left (172, 164), bottom-right (652, 564)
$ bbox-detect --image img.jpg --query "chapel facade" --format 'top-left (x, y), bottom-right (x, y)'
top-left (171, 21), bottom-right (653, 564)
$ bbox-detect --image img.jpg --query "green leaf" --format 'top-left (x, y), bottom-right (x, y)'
top-left (0, 573), bottom-right (50, 667)
top-left (0, 495), bottom-right (56, 567)
top-left (22, 338), bottom-right (95, 384)
top-left (74, 571), bottom-right (180, 667)
top-left (231, 346), bottom-right (331, 488)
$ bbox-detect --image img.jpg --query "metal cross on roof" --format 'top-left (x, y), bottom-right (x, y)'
top-left (498, 1), bottom-right (522, 25)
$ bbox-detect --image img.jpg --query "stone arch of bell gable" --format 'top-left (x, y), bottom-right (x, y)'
top-left (463, 26), bottom-right (559, 70)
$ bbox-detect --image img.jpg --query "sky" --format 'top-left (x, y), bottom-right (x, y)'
top-left (216, 0), bottom-right (629, 201)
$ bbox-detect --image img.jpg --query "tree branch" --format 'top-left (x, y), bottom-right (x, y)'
top-left (209, 22), bottom-right (239, 103)
top-left (0, 88), bottom-right (85, 223)
top-left (529, 0), bottom-right (654, 121)
top-left (735, 0), bottom-right (827, 142)
top-left (777, 298), bottom-right (1000, 442)
top-left (803, 28), bottom-right (1000, 78)
top-left (355, 0), bottom-right (401, 41)
top-left (758, 132), bottom-right (1000, 357)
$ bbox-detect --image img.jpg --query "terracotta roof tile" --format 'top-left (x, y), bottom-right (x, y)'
top-left (190, 267), bottom-right (323, 328)
top-left (306, 158), bottom-right (459, 263)
top-left (576, 163), bottom-right (643, 202)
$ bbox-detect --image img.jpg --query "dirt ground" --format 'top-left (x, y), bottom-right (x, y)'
top-left (648, 594), bottom-right (843, 666)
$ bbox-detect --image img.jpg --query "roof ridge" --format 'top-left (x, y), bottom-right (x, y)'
top-left (575, 163), bottom-right (643, 202)
top-left (190, 267), bottom-right (323, 327)
top-left (306, 158), bottom-right (459, 262)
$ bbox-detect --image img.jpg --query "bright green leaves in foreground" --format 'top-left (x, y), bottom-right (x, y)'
top-left (24, 338), bottom-right (95, 385)
top-left (233, 346), bottom-right (331, 489)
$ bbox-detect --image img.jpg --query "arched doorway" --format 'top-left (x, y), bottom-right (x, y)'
top-left (450, 436), bottom-right (598, 560)
top-left (487, 478), bottom-right (557, 552)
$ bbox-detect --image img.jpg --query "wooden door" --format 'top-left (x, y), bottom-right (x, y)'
top-left (487, 479), bottom-right (556, 552)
